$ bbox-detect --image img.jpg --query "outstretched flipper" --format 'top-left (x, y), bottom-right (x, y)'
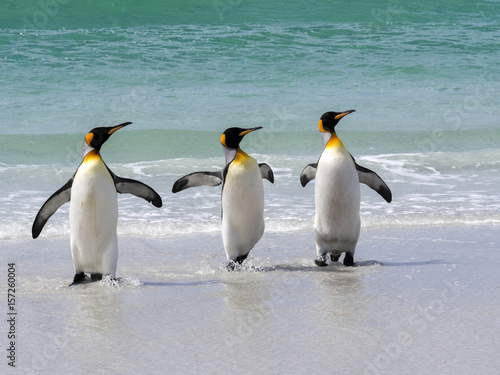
top-left (259, 163), bottom-right (274, 183)
top-left (353, 158), bottom-right (392, 203)
top-left (300, 163), bottom-right (317, 187)
top-left (32, 177), bottom-right (73, 239)
top-left (172, 171), bottom-right (223, 193)
top-left (109, 170), bottom-right (163, 207)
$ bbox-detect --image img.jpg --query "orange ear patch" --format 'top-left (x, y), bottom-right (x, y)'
top-left (85, 132), bottom-right (94, 146)
top-left (319, 119), bottom-right (328, 133)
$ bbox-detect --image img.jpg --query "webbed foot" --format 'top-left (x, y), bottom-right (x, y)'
top-left (315, 255), bottom-right (329, 267)
top-left (69, 272), bottom-right (86, 286)
top-left (235, 253), bottom-right (249, 264)
top-left (343, 253), bottom-right (356, 267)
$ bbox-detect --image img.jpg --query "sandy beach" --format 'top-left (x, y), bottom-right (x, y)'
top-left (2, 224), bottom-right (498, 374)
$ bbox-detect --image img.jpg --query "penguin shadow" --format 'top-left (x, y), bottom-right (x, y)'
top-left (354, 259), bottom-right (384, 267)
top-left (67, 275), bottom-right (143, 288)
top-left (253, 259), bottom-right (378, 273)
top-left (243, 257), bottom-right (447, 272)
top-left (63, 275), bottom-right (223, 288)
top-left (313, 259), bottom-right (448, 268)
top-left (375, 259), bottom-right (448, 267)
top-left (102, 259), bottom-right (448, 289)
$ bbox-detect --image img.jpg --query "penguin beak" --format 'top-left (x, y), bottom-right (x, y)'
top-left (108, 121), bottom-right (132, 135)
top-left (239, 127), bottom-right (262, 137)
top-left (334, 110), bottom-right (355, 120)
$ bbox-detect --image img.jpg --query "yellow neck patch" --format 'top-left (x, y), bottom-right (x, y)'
top-left (326, 132), bottom-right (344, 150)
top-left (233, 147), bottom-right (250, 164)
top-left (83, 149), bottom-right (102, 162)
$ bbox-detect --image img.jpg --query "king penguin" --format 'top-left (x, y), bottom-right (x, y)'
top-left (172, 127), bottom-right (274, 266)
top-left (300, 110), bottom-right (392, 267)
top-left (32, 122), bottom-right (162, 285)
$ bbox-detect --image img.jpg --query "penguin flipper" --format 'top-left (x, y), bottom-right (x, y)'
top-left (258, 163), bottom-right (274, 183)
top-left (32, 178), bottom-right (73, 239)
top-left (300, 163), bottom-right (317, 187)
top-left (354, 161), bottom-right (392, 203)
top-left (172, 171), bottom-right (222, 193)
top-left (112, 174), bottom-right (163, 208)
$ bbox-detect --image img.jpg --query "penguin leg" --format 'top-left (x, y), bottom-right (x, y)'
top-left (69, 272), bottom-right (86, 286)
top-left (343, 252), bottom-right (356, 267)
top-left (314, 233), bottom-right (332, 267)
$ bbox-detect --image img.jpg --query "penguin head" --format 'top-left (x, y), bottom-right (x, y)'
top-left (220, 127), bottom-right (262, 149)
top-left (319, 110), bottom-right (355, 133)
top-left (85, 122), bottom-right (132, 150)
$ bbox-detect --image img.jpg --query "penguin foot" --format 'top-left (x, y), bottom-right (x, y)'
top-left (235, 253), bottom-right (249, 264)
top-left (343, 253), bottom-right (356, 267)
top-left (314, 255), bottom-right (329, 267)
top-left (69, 272), bottom-right (86, 286)
top-left (91, 273), bottom-right (103, 281)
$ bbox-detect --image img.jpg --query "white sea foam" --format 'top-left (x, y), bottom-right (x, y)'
top-left (3, 146), bottom-right (500, 241)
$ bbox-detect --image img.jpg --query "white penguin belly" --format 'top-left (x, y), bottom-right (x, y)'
top-left (69, 157), bottom-right (118, 275)
top-left (314, 148), bottom-right (360, 253)
top-left (222, 157), bottom-right (265, 260)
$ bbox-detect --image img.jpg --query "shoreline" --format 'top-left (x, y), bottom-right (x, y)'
top-left (2, 224), bottom-right (498, 282)
top-left (1, 224), bottom-right (499, 374)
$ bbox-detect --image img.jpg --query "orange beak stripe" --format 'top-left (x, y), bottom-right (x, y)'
top-left (108, 125), bottom-right (126, 135)
top-left (238, 128), bottom-right (258, 137)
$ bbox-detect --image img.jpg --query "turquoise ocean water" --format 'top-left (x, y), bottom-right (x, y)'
top-left (1, 0), bottom-right (499, 240)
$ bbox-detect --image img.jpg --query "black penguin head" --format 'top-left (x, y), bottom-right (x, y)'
top-left (220, 126), bottom-right (262, 149)
top-left (319, 110), bottom-right (355, 133)
top-left (85, 122), bottom-right (132, 150)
